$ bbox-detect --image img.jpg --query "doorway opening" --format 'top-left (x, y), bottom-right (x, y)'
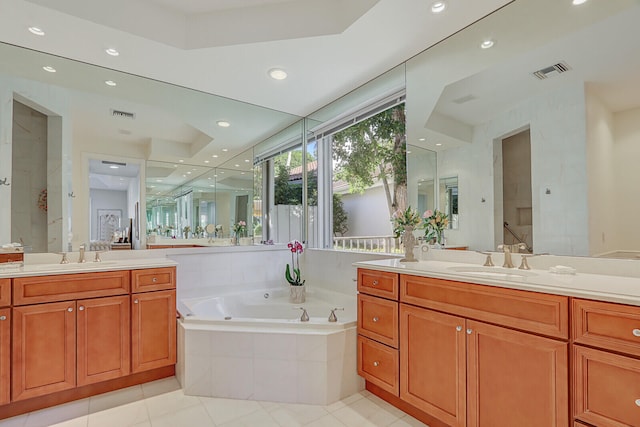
top-left (501, 129), bottom-right (533, 252)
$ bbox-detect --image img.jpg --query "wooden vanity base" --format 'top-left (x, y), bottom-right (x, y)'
top-left (0, 365), bottom-right (174, 420)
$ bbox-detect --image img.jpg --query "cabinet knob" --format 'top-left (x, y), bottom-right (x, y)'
top-left (373, 361), bottom-right (379, 367)
top-left (0, 316), bottom-right (6, 321)
top-left (466, 328), bottom-right (473, 335)
top-left (372, 316), bottom-right (379, 322)
top-left (372, 280), bottom-right (378, 286)
top-left (633, 329), bottom-right (640, 337)
top-left (152, 277), bottom-right (158, 283)
top-left (456, 326), bottom-right (463, 332)
top-left (78, 306), bottom-right (85, 311)
top-left (636, 399), bottom-right (640, 407)
top-left (67, 307), bottom-right (73, 312)
top-left (134, 299), bottom-right (139, 304)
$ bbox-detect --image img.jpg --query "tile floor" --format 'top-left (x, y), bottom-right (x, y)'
top-left (0, 377), bottom-right (428, 427)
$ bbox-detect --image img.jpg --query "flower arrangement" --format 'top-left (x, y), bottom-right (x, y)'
top-left (195, 225), bottom-right (204, 237)
top-left (391, 206), bottom-right (421, 238)
top-left (37, 189), bottom-right (47, 212)
top-left (285, 240), bottom-right (305, 286)
top-left (233, 221), bottom-right (247, 237)
top-left (421, 209), bottom-right (449, 243)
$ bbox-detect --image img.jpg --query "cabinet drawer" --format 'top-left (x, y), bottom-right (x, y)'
top-left (357, 335), bottom-right (399, 396)
top-left (13, 271), bottom-right (130, 305)
top-left (358, 294), bottom-right (399, 348)
top-left (400, 275), bottom-right (569, 339)
top-left (358, 269), bottom-right (398, 300)
top-left (573, 298), bottom-right (640, 357)
top-left (131, 267), bottom-right (176, 292)
top-left (0, 253), bottom-right (23, 263)
top-left (573, 345), bottom-right (640, 427)
top-left (0, 279), bottom-right (10, 307)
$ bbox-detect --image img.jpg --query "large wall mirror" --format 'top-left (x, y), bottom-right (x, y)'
top-left (405, 0), bottom-right (640, 257)
top-left (0, 42), bottom-right (301, 252)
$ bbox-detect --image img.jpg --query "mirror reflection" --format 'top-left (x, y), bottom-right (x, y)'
top-left (406, 0), bottom-right (640, 257)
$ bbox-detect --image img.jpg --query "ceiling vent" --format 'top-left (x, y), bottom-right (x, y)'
top-left (111, 109), bottom-right (135, 119)
top-left (102, 160), bottom-right (127, 167)
top-left (532, 62), bottom-right (571, 80)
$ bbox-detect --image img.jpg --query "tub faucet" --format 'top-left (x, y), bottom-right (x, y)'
top-left (328, 308), bottom-right (344, 323)
top-left (78, 243), bottom-right (86, 263)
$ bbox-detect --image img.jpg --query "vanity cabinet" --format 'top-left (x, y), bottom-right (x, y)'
top-left (131, 267), bottom-right (176, 373)
top-left (0, 279), bottom-right (10, 307)
top-left (0, 307), bottom-right (10, 405)
top-left (357, 269), bottom-right (399, 395)
top-left (572, 298), bottom-right (640, 427)
top-left (12, 271), bottom-right (131, 400)
top-left (357, 268), bottom-right (570, 427)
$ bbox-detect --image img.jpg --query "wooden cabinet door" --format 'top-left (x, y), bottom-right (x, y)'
top-left (131, 290), bottom-right (176, 373)
top-left (573, 345), bottom-right (640, 427)
top-left (0, 308), bottom-right (10, 405)
top-left (400, 304), bottom-right (466, 427)
top-left (77, 295), bottom-right (131, 386)
top-left (466, 320), bottom-right (569, 427)
top-left (12, 301), bottom-right (76, 401)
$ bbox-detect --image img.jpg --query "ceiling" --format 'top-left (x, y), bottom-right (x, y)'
top-left (0, 0), bottom-right (511, 117)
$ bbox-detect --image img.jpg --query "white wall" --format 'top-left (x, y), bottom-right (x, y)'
top-left (341, 185), bottom-right (392, 237)
top-left (439, 80), bottom-right (589, 255)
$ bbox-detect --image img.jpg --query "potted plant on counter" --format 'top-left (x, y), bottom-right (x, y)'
top-left (391, 206), bottom-right (421, 262)
top-left (285, 240), bottom-right (306, 303)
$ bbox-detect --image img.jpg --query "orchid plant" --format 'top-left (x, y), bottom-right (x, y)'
top-left (285, 240), bottom-right (305, 286)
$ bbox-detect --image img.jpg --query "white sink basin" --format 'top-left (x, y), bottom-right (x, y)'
top-left (26, 261), bottom-right (120, 271)
top-left (447, 265), bottom-right (538, 279)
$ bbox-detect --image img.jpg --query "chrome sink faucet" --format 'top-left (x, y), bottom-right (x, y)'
top-left (78, 243), bottom-right (86, 263)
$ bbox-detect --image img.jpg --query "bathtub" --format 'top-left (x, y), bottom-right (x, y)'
top-left (179, 287), bottom-right (356, 328)
top-left (176, 287), bottom-right (363, 405)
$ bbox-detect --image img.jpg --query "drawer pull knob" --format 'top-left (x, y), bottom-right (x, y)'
top-left (466, 328), bottom-right (473, 335)
top-left (134, 299), bottom-right (139, 304)
top-left (456, 326), bottom-right (462, 332)
top-left (67, 307), bottom-right (73, 312)
top-left (373, 316), bottom-right (379, 322)
top-left (636, 399), bottom-right (640, 407)
top-left (0, 316), bottom-right (6, 321)
top-left (633, 329), bottom-right (640, 337)
top-left (373, 361), bottom-right (379, 367)
top-left (152, 277), bottom-right (158, 283)
top-left (78, 306), bottom-right (85, 311)
top-left (372, 280), bottom-right (379, 286)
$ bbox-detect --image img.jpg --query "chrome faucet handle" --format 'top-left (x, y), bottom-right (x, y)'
top-left (78, 243), bottom-right (86, 263)
top-left (295, 307), bottom-right (309, 322)
top-left (60, 252), bottom-right (69, 264)
top-left (328, 307), bottom-right (345, 323)
top-left (519, 255), bottom-right (532, 270)
top-left (475, 251), bottom-right (494, 267)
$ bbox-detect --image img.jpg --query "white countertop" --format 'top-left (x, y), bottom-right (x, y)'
top-left (353, 258), bottom-right (640, 307)
top-left (0, 258), bottom-right (177, 278)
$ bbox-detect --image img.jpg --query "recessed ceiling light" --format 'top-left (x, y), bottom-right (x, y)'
top-left (212, 155), bottom-right (218, 158)
top-left (241, 172), bottom-right (246, 175)
top-left (572, 0), bottom-right (588, 4)
top-left (244, 159), bottom-right (250, 163)
top-left (431, 1), bottom-right (446, 13)
top-left (187, 171), bottom-right (191, 175)
top-left (210, 185), bottom-right (215, 187)
top-left (220, 171), bottom-right (225, 174)
top-left (235, 164), bottom-right (240, 167)
top-left (222, 148), bottom-right (228, 152)
top-left (109, 165), bottom-right (119, 169)
top-left (436, 143), bottom-right (443, 146)
top-left (217, 121), bottom-right (231, 128)
top-left (42, 66), bottom-right (56, 73)
top-left (480, 39), bottom-right (495, 49)
top-left (179, 159), bottom-right (184, 163)
top-left (268, 68), bottom-right (288, 80)
top-left (156, 179), bottom-right (163, 182)
top-left (208, 177), bottom-right (212, 180)
top-left (105, 48), bottom-right (120, 57)
top-left (419, 138), bottom-right (426, 141)
top-left (28, 27), bottom-right (45, 36)
top-left (149, 185), bottom-right (155, 188)
top-left (173, 164), bottom-right (178, 168)
top-left (105, 80), bottom-right (117, 87)
top-left (204, 160), bottom-right (210, 164)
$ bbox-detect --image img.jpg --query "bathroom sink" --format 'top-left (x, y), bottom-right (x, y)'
top-left (26, 261), bottom-right (120, 271)
top-left (447, 265), bottom-right (538, 279)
